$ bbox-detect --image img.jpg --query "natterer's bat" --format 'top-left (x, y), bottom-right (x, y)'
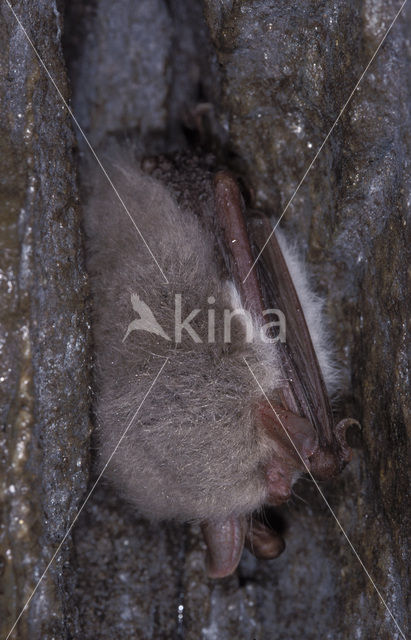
top-left (83, 150), bottom-right (357, 578)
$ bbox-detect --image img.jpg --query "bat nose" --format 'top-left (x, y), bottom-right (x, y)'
top-left (266, 470), bottom-right (293, 505)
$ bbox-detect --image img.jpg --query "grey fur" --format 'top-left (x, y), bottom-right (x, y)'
top-left (83, 153), bottom-right (283, 522)
top-left (276, 231), bottom-right (342, 395)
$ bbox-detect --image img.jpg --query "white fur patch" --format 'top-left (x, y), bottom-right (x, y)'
top-left (275, 229), bottom-right (342, 395)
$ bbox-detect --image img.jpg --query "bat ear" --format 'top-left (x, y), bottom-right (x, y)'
top-left (201, 516), bottom-right (246, 579)
top-left (245, 517), bottom-right (285, 559)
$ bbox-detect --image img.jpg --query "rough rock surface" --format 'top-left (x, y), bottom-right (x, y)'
top-left (0, 1), bottom-right (90, 638)
top-left (1, 0), bottom-right (409, 638)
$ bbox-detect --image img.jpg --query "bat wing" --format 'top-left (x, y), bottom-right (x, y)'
top-left (247, 214), bottom-right (334, 447)
top-left (214, 172), bottom-right (353, 479)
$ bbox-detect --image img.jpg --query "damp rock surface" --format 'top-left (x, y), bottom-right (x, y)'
top-left (1, 0), bottom-right (409, 639)
top-left (0, 1), bottom-right (90, 638)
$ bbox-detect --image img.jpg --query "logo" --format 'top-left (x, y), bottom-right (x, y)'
top-left (123, 293), bottom-right (286, 345)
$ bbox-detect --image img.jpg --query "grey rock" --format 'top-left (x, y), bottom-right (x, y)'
top-left (1, 0), bottom-right (409, 638)
top-left (0, 1), bottom-right (90, 638)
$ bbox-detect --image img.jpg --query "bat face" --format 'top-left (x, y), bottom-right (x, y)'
top-left (83, 150), bottom-right (357, 579)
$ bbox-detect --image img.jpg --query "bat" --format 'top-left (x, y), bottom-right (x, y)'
top-left (83, 149), bottom-right (357, 578)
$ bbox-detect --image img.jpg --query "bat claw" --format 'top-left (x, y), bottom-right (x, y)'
top-left (308, 417), bottom-right (359, 479)
top-left (335, 418), bottom-right (360, 463)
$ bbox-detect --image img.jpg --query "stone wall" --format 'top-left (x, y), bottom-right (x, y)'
top-left (1, 1), bottom-right (409, 638)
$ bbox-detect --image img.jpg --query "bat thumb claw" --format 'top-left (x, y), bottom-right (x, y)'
top-left (335, 418), bottom-right (360, 463)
